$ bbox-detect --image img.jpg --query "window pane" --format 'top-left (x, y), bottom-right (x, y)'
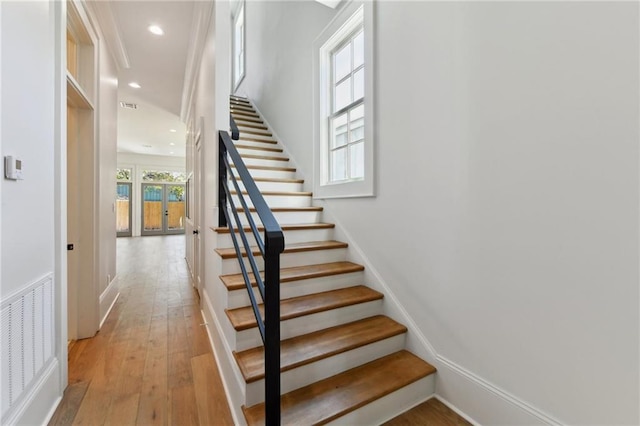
top-left (334, 78), bottom-right (351, 111)
top-left (353, 30), bottom-right (364, 68)
top-left (350, 104), bottom-right (364, 143)
top-left (334, 43), bottom-right (351, 82)
top-left (332, 113), bottom-right (348, 148)
top-left (350, 142), bottom-right (365, 179)
top-left (331, 147), bottom-right (347, 181)
top-left (353, 68), bottom-right (364, 102)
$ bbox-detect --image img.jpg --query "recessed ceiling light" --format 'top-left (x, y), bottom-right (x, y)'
top-left (169, 142), bottom-right (175, 146)
top-left (169, 151), bottom-right (175, 155)
top-left (128, 82), bottom-right (141, 89)
top-left (148, 25), bottom-right (164, 35)
top-left (169, 129), bottom-right (177, 133)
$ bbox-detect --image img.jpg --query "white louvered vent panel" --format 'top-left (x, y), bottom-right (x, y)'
top-left (23, 292), bottom-right (35, 388)
top-left (33, 286), bottom-right (44, 373)
top-left (1, 305), bottom-right (11, 416)
top-left (10, 299), bottom-right (24, 404)
top-left (43, 280), bottom-right (53, 360)
top-left (0, 275), bottom-right (55, 421)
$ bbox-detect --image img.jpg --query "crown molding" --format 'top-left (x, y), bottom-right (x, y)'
top-left (180, 1), bottom-right (214, 123)
top-left (85, 0), bottom-right (130, 70)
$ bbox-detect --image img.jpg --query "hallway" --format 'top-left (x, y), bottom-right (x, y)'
top-left (49, 236), bottom-right (234, 425)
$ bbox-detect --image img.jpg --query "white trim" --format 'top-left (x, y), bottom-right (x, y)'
top-left (313, 1), bottom-right (375, 199)
top-left (53, 0), bottom-right (69, 393)
top-left (98, 277), bottom-right (119, 328)
top-left (433, 395), bottom-right (481, 426)
top-left (2, 359), bottom-right (61, 426)
top-left (180, 1), bottom-right (214, 123)
top-left (436, 356), bottom-right (564, 425)
top-left (83, 1), bottom-right (130, 69)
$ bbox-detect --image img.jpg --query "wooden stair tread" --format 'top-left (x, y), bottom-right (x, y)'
top-left (235, 117), bottom-right (265, 125)
top-left (234, 315), bottom-right (407, 383)
top-left (230, 190), bottom-right (312, 197)
top-left (214, 222), bottom-right (333, 235)
top-left (242, 350), bottom-right (436, 426)
top-left (252, 177), bottom-right (304, 184)
top-left (234, 144), bottom-right (282, 153)
top-left (231, 105), bottom-right (256, 112)
top-left (232, 164), bottom-right (295, 172)
top-left (233, 111), bottom-right (261, 119)
top-left (220, 261), bottom-right (364, 291)
top-left (237, 206), bottom-right (323, 212)
top-left (215, 240), bottom-right (347, 259)
top-left (235, 122), bottom-right (269, 131)
top-left (237, 153), bottom-right (288, 161)
top-left (225, 285), bottom-right (383, 331)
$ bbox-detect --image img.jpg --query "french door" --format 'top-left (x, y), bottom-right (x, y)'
top-left (141, 183), bottom-right (186, 236)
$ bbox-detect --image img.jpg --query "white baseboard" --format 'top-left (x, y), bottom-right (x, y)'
top-left (99, 275), bottom-right (119, 328)
top-left (3, 358), bottom-right (61, 426)
top-left (435, 355), bottom-right (564, 425)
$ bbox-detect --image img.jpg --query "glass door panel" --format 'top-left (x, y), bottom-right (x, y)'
top-left (116, 182), bottom-right (132, 237)
top-left (142, 184), bottom-right (164, 235)
top-left (166, 184), bottom-right (185, 234)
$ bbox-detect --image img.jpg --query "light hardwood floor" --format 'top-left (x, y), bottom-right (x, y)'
top-left (49, 235), bottom-right (234, 426)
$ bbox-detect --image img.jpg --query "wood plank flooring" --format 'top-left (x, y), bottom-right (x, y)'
top-left (384, 398), bottom-right (472, 425)
top-left (48, 235), bottom-right (234, 426)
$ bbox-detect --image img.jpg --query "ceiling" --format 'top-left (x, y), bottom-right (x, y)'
top-left (109, 1), bottom-right (195, 158)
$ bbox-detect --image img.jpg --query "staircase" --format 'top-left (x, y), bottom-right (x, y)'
top-left (213, 95), bottom-right (436, 425)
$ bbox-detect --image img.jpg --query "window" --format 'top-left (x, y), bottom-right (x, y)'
top-left (141, 170), bottom-right (186, 183)
top-left (314, 2), bottom-right (374, 198)
top-left (117, 168), bottom-right (131, 181)
top-left (233, 1), bottom-right (245, 90)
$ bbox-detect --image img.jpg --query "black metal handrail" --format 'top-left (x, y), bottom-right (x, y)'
top-left (219, 113), bottom-right (284, 425)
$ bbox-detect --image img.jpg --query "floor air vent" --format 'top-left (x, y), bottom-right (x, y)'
top-left (1, 274), bottom-right (54, 420)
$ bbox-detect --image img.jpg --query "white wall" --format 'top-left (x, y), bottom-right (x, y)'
top-left (116, 152), bottom-right (185, 237)
top-left (1, 1), bottom-right (64, 423)
top-left (235, 1), bottom-right (640, 424)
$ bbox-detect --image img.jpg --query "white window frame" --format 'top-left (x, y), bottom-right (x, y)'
top-left (232, 1), bottom-right (246, 91)
top-left (313, 1), bottom-right (375, 199)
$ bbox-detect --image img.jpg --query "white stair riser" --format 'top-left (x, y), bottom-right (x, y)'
top-left (233, 179), bottom-right (303, 193)
top-left (238, 130), bottom-right (272, 139)
top-left (216, 227), bottom-right (334, 249)
top-left (230, 194), bottom-right (311, 208)
top-left (224, 270), bottom-right (364, 309)
top-left (236, 133), bottom-right (275, 143)
top-left (234, 298), bottom-right (384, 351)
top-left (244, 334), bottom-right (407, 406)
top-left (236, 210), bottom-right (322, 226)
top-left (233, 139), bottom-right (278, 149)
top-left (236, 147), bottom-right (282, 157)
top-left (232, 157), bottom-right (290, 168)
top-left (220, 248), bottom-right (347, 275)
top-left (244, 168), bottom-right (297, 180)
top-left (327, 376), bottom-right (436, 426)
